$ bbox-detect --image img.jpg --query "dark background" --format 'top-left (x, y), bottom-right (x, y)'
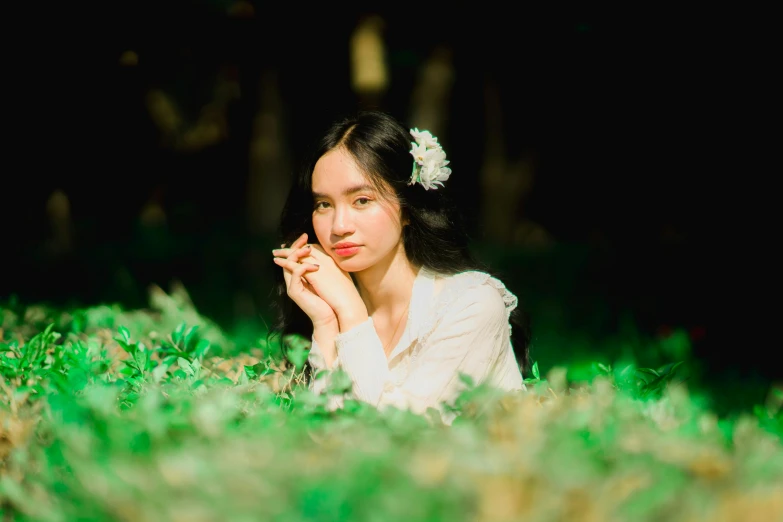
top-left (3, 4), bottom-right (736, 405)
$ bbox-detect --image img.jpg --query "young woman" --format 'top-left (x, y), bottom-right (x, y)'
top-left (272, 110), bottom-right (530, 424)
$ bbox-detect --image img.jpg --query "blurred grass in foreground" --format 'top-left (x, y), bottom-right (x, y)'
top-left (0, 285), bottom-right (780, 522)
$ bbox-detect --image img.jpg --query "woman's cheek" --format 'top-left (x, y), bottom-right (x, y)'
top-left (311, 218), bottom-right (328, 247)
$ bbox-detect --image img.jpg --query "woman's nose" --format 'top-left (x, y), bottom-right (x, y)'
top-left (331, 206), bottom-right (355, 236)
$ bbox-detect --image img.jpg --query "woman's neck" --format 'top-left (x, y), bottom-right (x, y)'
top-left (354, 243), bottom-right (418, 316)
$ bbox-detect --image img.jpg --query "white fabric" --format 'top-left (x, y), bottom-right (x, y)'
top-left (306, 266), bottom-right (526, 424)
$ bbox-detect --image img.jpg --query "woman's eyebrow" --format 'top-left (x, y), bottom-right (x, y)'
top-left (312, 184), bottom-right (374, 199)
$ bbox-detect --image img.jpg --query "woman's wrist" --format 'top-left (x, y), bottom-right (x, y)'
top-left (312, 315), bottom-right (339, 332)
top-left (336, 308), bottom-right (369, 333)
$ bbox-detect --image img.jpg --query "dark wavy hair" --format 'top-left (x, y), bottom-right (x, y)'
top-left (271, 110), bottom-right (531, 376)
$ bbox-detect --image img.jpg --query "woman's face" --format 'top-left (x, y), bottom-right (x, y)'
top-left (311, 147), bottom-right (405, 272)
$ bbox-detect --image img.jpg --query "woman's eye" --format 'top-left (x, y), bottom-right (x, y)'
top-left (314, 201), bottom-right (330, 210)
top-left (355, 197), bottom-right (371, 206)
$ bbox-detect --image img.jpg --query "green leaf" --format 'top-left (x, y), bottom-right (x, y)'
top-left (295, 389), bottom-right (328, 410)
top-left (244, 365), bottom-right (257, 379)
top-left (341, 398), bottom-right (363, 414)
top-left (243, 362), bottom-right (275, 381)
top-left (177, 357), bottom-right (195, 377)
top-left (532, 361), bottom-right (540, 380)
top-left (285, 342), bottom-right (309, 370)
top-left (162, 355), bottom-right (179, 366)
top-left (193, 339), bottom-right (211, 360)
top-left (172, 322), bottom-right (187, 345)
top-left (458, 372), bottom-right (475, 388)
top-left (134, 349), bottom-right (149, 374)
top-left (184, 325), bottom-right (200, 349)
top-left (639, 372), bottom-right (671, 397)
top-left (119, 341), bottom-right (135, 356)
top-left (70, 311), bottom-right (86, 333)
top-left (326, 369), bottom-right (352, 395)
top-left (658, 361), bottom-right (684, 376)
top-left (258, 365), bottom-right (276, 377)
top-left (151, 362), bottom-right (170, 383)
top-left (117, 325), bottom-right (131, 345)
top-left (237, 370), bottom-right (249, 386)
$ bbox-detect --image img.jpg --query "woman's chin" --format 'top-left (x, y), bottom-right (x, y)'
top-left (334, 257), bottom-right (368, 273)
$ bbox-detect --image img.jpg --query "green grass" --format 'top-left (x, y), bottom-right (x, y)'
top-left (1, 285), bottom-right (781, 522)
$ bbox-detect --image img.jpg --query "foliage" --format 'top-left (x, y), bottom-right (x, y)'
top-left (0, 289), bottom-right (781, 522)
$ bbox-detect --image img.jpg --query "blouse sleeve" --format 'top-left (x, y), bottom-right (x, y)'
top-left (332, 317), bottom-right (391, 403)
top-left (308, 317), bottom-right (389, 408)
top-left (306, 339), bottom-right (332, 396)
top-left (304, 316), bottom-right (398, 405)
top-left (307, 338), bottom-right (328, 371)
top-left (305, 322), bottom-right (390, 402)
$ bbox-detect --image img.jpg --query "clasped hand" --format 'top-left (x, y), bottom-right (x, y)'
top-left (272, 233), bottom-right (366, 330)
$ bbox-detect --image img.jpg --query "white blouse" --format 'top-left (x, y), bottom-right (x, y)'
top-left (307, 266), bottom-right (526, 424)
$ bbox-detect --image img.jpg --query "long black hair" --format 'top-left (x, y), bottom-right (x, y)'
top-left (271, 110), bottom-right (531, 376)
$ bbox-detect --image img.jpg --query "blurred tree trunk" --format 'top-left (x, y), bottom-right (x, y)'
top-left (408, 45), bottom-right (454, 145)
top-left (246, 69), bottom-right (290, 237)
top-left (479, 78), bottom-right (552, 248)
top-left (350, 14), bottom-right (389, 109)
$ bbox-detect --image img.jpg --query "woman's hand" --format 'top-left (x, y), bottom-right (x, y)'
top-left (274, 234), bottom-right (368, 331)
top-left (298, 244), bottom-right (368, 326)
top-left (273, 233), bottom-right (337, 328)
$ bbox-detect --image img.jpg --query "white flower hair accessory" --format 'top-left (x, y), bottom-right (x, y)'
top-left (409, 128), bottom-right (451, 190)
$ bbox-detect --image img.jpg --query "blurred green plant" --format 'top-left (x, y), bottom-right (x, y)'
top-left (0, 290), bottom-right (781, 522)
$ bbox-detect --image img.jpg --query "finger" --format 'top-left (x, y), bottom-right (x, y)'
top-left (293, 245), bottom-right (313, 258)
top-left (285, 259), bottom-right (319, 294)
top-left (275, 244), bottom-right (310, 257)
top-left (273, 257), bottom-right (320, 274)
top-left (276, 260), bottom-right (316, 291)
top-left (277, 233), bottom-right (307, 251)
top-left (285, 244), bottom-right (312, 264)
top-left (292, 233), bottom-right (308, 250)
top-left (272, 247), bottom-right (292, 256)
top-left (301, 246), bottom-right (325, 262)
top-left (272, 246), bottom-right (308, 258)
top-left (285, 261), bottom-right (307, 295)
top-left (299, 254), bottom-right (319, 266)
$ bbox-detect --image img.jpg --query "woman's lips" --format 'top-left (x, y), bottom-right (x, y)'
top-left (334, 246), bottom-right (360, 256)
